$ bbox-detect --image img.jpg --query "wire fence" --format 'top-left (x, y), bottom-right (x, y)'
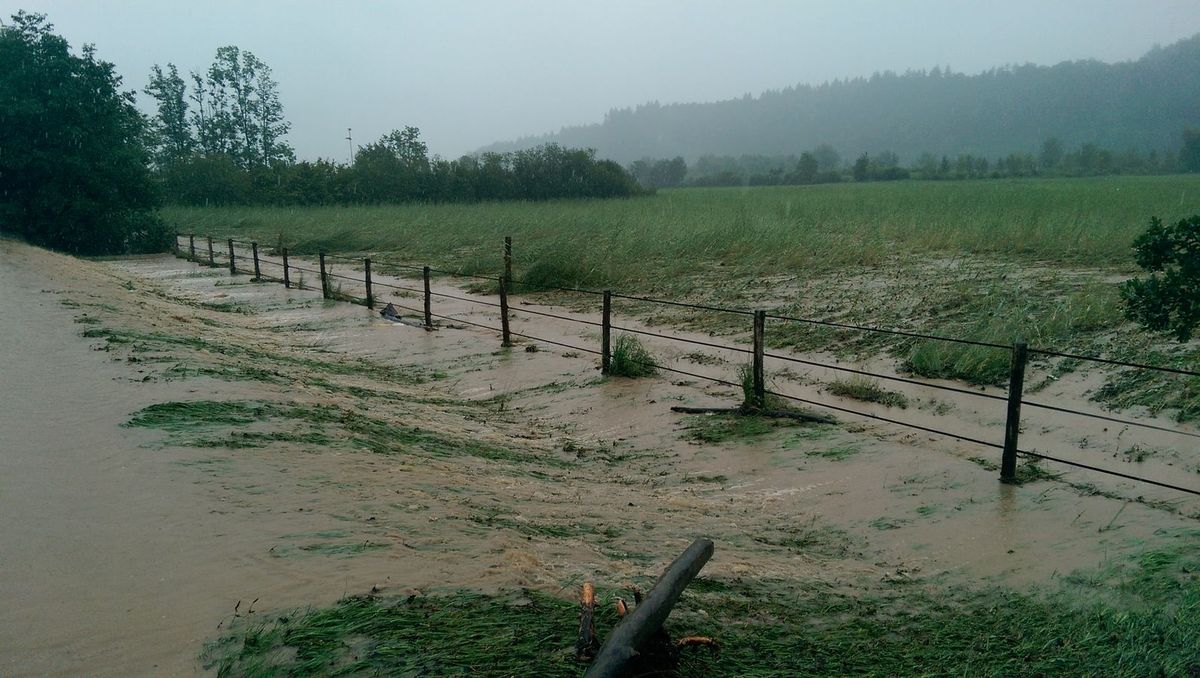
top-left (175, 233), bottom-right (1200, 500)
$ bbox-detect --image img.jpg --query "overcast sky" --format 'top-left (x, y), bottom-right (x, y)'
top-left (7, 0), bottom-right (1199, 161)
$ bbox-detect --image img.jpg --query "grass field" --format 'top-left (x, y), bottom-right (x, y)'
top-left (164, 176), bottom-right (1200, 417)
top-left (165, 176), bottom-right (1200, 283)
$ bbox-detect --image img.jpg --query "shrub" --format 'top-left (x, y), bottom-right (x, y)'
top-left (608, 335), bottom-right (656, 378)
top-left (1121, 215), bottom-right (1200, 341)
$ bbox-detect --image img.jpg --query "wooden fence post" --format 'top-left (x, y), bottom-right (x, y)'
top-left (601, 290), bottom-right (612, 375)
top-left (1001, 341), bottom-right (1028, 483)
top-left (282, 248), bottom-right (290, 288)
top-left (364, 258), bottom-right (374, 309)
top-left (752, 310), bottom-right (766, 410)
top-left (319, 253), bottom-right (330, 299)
top-left (227, 239), bottom-right (236, 275)
top-left (504, 236), bottom-right (512, 285)
top-left (423, 266), bottom-right (432, 328)
top-left (251, 242), bottom-right (261, 280)
top-left (499, 275), bottom-right (512, 347)
top-left (173, 232), bottom-right (180, 255)
top-left (188, 233), bottom-right (196, 260)
top-left (206, 236), bottom-right (215, 265)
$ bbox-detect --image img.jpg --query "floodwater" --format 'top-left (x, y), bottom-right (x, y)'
top-left (2, 238), bottom-right (1197, 675)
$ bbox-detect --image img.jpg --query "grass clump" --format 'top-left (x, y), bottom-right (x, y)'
top-left (826, 376), bottom-right (908, 408)
top-left (609, 334), bottom-right (657, 378)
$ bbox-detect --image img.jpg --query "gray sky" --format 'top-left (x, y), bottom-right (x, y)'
top-left (9, 0), bottom-right (1199, 161)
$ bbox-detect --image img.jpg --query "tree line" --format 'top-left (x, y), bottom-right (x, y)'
top-left (629, 133), bottom-right (1199, 189)
top-left (143, 59), bottom-right (642, 206)
top-left (483, 34), bottom-right (1200, 167)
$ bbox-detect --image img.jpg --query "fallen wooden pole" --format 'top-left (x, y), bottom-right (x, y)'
top-left (670, 405), bottom-right (836, 425)
top-left (584, 538), bottom-right (714, 678)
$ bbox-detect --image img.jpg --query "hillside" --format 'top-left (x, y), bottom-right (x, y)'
top-left (480, 34), bottom-right (1200, 164)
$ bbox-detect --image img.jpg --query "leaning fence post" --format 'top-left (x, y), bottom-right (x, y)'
top-left (282, 248), bottom-right (290, 288)
top-left (364, 258), bottom-right (374, 309)
top-left (227, 239), bottom-right (236, 274)
top-left (499, 275), bottom-right (512, 347)
top-left (188, 233), bottom-right (196, 260)
top-left (251, 242), bottom-right (261, 280)
top-left (504, 236), bottom-right (512, 285)
top-left (601, 290), bottom-right (612, 375)
top-left (1001, 340), bottom-right (1028, 483)
top-left (319, 253), bottom-right (330, 299)
top-left (423, 266), bottom-right (432, 328)
top-left (752, 310), bottom-right (766, 410)
top-left (207, 236), bottom-right (215, 266)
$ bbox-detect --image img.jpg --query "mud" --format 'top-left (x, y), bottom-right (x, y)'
top-left (2, 238), bottom-right (1197, 675)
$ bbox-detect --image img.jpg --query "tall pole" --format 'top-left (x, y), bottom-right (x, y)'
top-left (1001, 341), bottom-right (1028, 483)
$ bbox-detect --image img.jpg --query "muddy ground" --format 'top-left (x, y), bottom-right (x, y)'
top-left (1, 239), bottom-right (1197, 675)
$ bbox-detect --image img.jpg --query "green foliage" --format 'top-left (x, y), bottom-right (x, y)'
top-left (826, 376), bottom-right (908, 408)
top-left (1121, 215), bottom-right (1200, 340)
top-left (0, 12), bottom-right (170, 254)
top-left (609, 335), bottom-right (656, 378)
top-left (1182, 129), bottom-right (1200, 173)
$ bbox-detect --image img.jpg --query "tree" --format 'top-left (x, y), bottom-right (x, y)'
top-left (852, 153), bottom-right (870, 182)
top-left (176, 46), bottom-right (293, 168)
top-left (1182, 129), bottom-right (1200, 173)
top-left (1039, 137), bottom-right (1064, 172)
top-left (144, 64), bottom-right (194, 168)
top-left (1121, 215), bottom-right (1200, 341)
top-left (0, 12), bottom-right (168, 254)
top-left (793, 152), bottom-right (819, 183)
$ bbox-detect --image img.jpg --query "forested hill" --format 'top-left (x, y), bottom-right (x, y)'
top-left (479, 35), bottom-right (1200, 164)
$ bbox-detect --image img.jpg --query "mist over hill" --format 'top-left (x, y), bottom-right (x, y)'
top-left (479, 35), bottom-right (1200, 165)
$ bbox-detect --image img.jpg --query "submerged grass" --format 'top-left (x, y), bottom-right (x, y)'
top-left (205, 536), bottom-right (1200, 677)
top-left (826, 376), bottom-right (909, 408)
top-left (608, 334), bottom-right (657, 378)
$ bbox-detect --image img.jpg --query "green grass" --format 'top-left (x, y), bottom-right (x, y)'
top-left (204, 537), bottom-right (1200, 677)
top-left (164, 177), bottom-right (1200, 283)
top-left (826, 376), bottom-right (909, 408)
top-left (608, 334), bottom-right (657, 378)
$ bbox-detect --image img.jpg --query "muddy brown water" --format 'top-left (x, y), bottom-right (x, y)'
top-left (3, 240), bottom-right (1198, 675)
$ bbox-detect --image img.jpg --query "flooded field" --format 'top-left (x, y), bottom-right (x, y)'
top-left (1, 239), bottom-right (1197, 675)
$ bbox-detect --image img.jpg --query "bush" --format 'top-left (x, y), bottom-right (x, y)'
top-left (1121, 215), bottom-right (1200, 341)
top-left (609, 335), bottom-right (656, 378)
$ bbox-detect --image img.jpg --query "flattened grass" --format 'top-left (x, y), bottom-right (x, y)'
top-left (205, 537), bottom-right (1200, 677)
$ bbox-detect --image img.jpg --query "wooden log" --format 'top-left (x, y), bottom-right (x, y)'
top-left (584, 538), bottom-right (714, 678)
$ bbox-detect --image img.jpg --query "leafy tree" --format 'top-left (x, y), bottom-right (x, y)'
top-left (1039, 137), bottom-right (1064, 172)
top-left (1121, 215), bottom-right (1200, 341)
top-left (1182, 129), bottom-right (1200, 173)
top-left (852, 153), bottom-right (870, 182)
top-left (793, 152), bottom-right (819, 183)
top-left (144, 64), bottom-right (194, 167)
top-left (0, 12), bottom-right (168, 254)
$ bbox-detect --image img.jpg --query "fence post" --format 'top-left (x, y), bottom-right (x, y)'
top-left (1001, 341), bottom-right (1028, 483)
top-left (499, 275), bottom-right (512, 347)
top-left (601, 290), bottom-right (612, 375)
top-left (319, 253), bottom-right (330, 299)
top-left (752, 310), bottom-right (766, 410)
top-left (504, 236), bottom-right (512, 285)
top-left (251, 242), bottom-right (261, 280)
top-left (423, 266), bottom-right (432, 328)
top-left (207, 236), bottom-right (215, 265)
top-left (173, 232), bottom-right (180, 255)
top-left (282, 248), bottom-right (290, 288)
top-left (364, 258), bottom-right (374, 309)
top-left (188, 233), bottom-right (196, 260)
top-left (227, 239), bottom-right (236, 275)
